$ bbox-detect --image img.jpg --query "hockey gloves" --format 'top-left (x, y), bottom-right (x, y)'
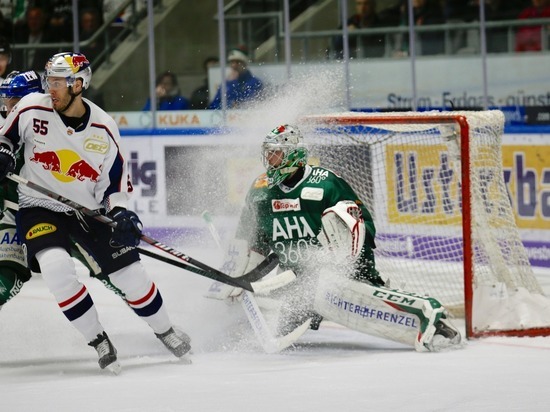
top-left (0, 144), bottom-right (15, 182)
top-left (108, 207), bottom-right (143, 247)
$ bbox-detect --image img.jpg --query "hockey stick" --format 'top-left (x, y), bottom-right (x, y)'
top-left (201, 210), bottom-right (310, 353)
top-left (6, 173), bottom-right (278, 292)
top-left (137, 246), bottom-right (286, 293)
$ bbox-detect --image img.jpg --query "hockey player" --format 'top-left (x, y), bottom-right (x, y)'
top-left (0, 52), bottom-right (191, 373)
top-left (0, 70), bottom-right (126, 312)
top-left (211, 124), bottom-right (462, 352)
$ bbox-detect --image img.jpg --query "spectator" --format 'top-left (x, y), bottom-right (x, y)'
top-left (13, 6), bottom-right (60, 72)
top-left (80, 7), bottom-right (104, 64)
top-left (103, 0), bottom-right (144, 23)
top-left (0, 36), bottom-right (12, 81)
top-left (0, 0), bottom-right (26, 25)
top-left (47, 0), bottom-right (103, 42)
top-left (394, 0), bottom-right (445, 56)
top-left (143, 70), bottom-right (190, 111)
top-left (0, 10), bottom-right (13, 40)
top-left (208, 48), bottom-right (263, 109)
top-left (446, 0), bottom-right (529, 54)
top-left (515, 0), bottom-right (550, 52)
top-left (48, 0), bottom-right (73, 41)
top-left (331, 0), bottom-right (387, 59)
top-left (190, 56), bottom-right (219, 110)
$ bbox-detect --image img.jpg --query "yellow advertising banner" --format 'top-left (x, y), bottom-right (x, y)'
top-left (384, 143), bottom-right (550, 230)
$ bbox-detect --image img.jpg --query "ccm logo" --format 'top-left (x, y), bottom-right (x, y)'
top-left (272, 199), bottom-right (301, 212)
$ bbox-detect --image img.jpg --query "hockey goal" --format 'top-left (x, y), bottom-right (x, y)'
top-left (301, 111), bottom-right (550, 339)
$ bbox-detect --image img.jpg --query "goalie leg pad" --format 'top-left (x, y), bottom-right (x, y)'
top-left (313, 269), bottom-right (462, 351)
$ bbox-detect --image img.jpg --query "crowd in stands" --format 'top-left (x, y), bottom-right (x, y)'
top-left (0, 0), bottom-right (137, 73)
top-left (0, 0), bottom-right (548, 111)
top-left (331, 0), bottom-right (550, 58)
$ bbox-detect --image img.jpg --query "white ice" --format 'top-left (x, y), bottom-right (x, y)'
top-left (1, 246), bottom-right (550, 412)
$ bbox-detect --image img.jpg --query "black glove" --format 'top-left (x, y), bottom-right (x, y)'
top-left (0, 143), bottom-right (15, 182)
top-left (108, 207), bottom-right (143, 247)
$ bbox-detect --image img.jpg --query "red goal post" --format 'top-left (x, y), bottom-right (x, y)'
top-left (301, 111), bottom-right (550, 339)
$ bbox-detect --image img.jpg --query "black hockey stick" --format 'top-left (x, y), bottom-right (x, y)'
top-left (6, 173), bottom-right (278, 291)
top-left (137, 247), bottom-right (278, 290)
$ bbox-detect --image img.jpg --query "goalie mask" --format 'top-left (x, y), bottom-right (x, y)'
top-left (43, 52), bottom-right (92, 91)
top-left (262, 124), bottom-right (308, 188)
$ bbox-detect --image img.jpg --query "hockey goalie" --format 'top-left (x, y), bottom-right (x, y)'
top-left (208, 124), bottom-right (462, 352)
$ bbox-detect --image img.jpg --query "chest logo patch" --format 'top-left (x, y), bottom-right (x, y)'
top-left (301, 187), bottom-right (324, 201)
top-left (84, 138), bottom-right (108, 154)
top-left (272, 198), bottom-right (301, 212)
top-left (26, 223), bottom-right (57, 240)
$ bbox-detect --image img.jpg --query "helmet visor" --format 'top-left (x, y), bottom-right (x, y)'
top-left (44, 76), bottom-right (69, 91)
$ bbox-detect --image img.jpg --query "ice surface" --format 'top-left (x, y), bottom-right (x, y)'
top-left (1, 247), bottom-right (550, 412)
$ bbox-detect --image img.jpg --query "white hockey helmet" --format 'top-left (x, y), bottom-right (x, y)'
top-left (262, 124), bottom-right (308, 187)
top-left (43, 52), bottom-right (92, 90)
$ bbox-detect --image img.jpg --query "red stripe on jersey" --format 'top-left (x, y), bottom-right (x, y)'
top-left (127, 283), bottom-right (157, 306)
top-left (59, 285), bottom-right (87, 308)
top-left (91, 122), bottom-right (125, 192)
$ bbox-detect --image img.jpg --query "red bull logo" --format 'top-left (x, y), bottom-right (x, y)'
top-left (64, 54), bottom-right (89, 73)
top-left (65, 159), bottom-right (100, 182)
top-left (29, 147), bottom-right (99, 183)
top-left (30, 146), bottom-right (61, 172)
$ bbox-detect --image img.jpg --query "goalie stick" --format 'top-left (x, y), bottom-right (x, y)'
top-left (6, 173), bottom-right (279, 292)
top-left (201, 210), bottom-right (310, 353)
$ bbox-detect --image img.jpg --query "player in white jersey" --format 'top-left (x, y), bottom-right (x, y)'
top-left (0, 52), bottom-right (191, 374)
top-left (0, 70), bottom-right (129, 312)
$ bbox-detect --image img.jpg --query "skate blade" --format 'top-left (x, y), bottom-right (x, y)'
top-left (178, 355), bottom-right (192, 365)
top-left (106, 360), bottom-right (122, 375)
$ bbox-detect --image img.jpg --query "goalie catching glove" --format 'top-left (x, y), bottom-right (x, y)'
top-left (317, 200), bottom-right (366, 263)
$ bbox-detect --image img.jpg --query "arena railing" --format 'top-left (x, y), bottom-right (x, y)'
top-left (9, 0), bottom-right (147, 71)
top-left (224, 16), bottom-right (550, 62)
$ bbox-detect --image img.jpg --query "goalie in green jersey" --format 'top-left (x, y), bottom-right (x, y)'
top-left (0, 70), bottom-right (124, 311)
top-left (210, 124), bottom-right (462, 352)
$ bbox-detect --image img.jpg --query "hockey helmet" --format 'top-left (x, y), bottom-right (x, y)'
top-left (262, 124), bottom-right (308, 188)
top-left (0, 70), bottom-right (43, 98)
top-left (43, 52), bottom-right (92, 90)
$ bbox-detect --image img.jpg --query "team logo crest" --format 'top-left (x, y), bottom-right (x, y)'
top-left (65, 55), bottom-right (89, 73)
top-left (30, 146), bottom-right (100, 183)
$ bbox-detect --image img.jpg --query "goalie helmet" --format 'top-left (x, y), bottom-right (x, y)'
top-left (0, 70), bottom-right (43, 98)
top-left (43, 52), bottom-right (92, 90)
top-left (262, 124), bottom-right (308, 188)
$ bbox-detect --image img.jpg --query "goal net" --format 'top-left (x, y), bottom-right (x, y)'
top-left (301, 111), bottom-right (550, 339)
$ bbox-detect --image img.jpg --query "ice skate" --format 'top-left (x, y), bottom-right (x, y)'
top-left (156, 327), bottom-right (192, 360)
top-left (429, 318), bottom-right (462, 352)
top-left (88, 332), bottom-right (121, 375)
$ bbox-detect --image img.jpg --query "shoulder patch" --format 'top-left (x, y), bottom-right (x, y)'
top-left (253, 173), bottom-right (268, 189)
